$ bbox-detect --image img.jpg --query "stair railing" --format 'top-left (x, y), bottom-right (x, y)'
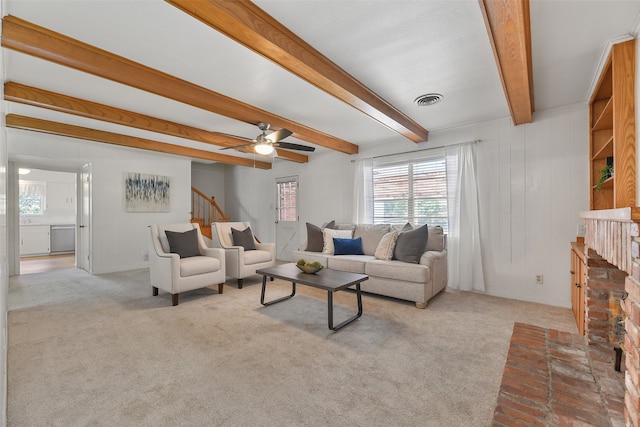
top-left (191, 186), bottom-right (229, 227)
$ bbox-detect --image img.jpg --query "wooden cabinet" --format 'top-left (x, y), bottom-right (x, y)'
top-left (46, 182), bottom-right (75, 213)
top-left (20, 225), bottom-right (50, 256)
top-left (570, 242), bottom-right (586, 335)
top-left (590, 39), bottom-right (636, 210)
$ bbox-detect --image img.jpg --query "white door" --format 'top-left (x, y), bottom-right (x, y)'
top-left (78, 163), bottom-right (92, 273)
top-left (275, 176), bottom-right (299, 261)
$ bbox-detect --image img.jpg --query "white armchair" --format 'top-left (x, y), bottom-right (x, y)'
top-left (210, 222), bottom-right (276, 289)
top-left (148, 223), bottom-right (225, 306)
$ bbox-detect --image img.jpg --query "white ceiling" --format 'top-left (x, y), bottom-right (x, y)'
top-left (4, 0), bottom-right (640, 168)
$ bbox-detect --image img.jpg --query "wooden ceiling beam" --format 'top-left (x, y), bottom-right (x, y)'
top-left (166, 0), bottom-right (429, 143)
top-left (4, 82), bottom-right (309, 164)
top-left (1, 15), bottom-right (357, 155)
top-left (6, 114), bottom-right (272, 170)
top-left (479, 0), bottom-right (534, 125)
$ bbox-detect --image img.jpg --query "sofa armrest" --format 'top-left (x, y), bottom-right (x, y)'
top-left (419, 251), bottom-right (438, 267)
top-left (201, 247), bottom-right (225, 262)
top-left (422, 250), bottom-right (448, 294)
top-left (256, 242), bottom-right (275, 257)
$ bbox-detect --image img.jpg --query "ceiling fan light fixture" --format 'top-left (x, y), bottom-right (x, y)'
top-left (254, 142), bottom-right (274, 155)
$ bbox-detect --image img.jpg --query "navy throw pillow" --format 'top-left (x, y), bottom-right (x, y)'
top-left (333, 237), bottom-right (364, 255)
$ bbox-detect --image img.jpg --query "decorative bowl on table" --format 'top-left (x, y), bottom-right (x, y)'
top-left (296, 264), bottom-right (323, 274)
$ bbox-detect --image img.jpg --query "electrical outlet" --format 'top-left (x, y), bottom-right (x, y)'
top-left (535, 274), bottom-right (544, 284)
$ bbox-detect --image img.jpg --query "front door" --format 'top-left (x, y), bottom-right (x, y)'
top-left (275, 176), bottom-right (299, 261)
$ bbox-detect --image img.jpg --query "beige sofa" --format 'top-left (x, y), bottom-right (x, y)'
top-left (292, 224), bottom-right (447, 308)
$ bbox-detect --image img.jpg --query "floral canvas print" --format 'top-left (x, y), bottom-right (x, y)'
top-left (125, 172), bottom-right (170, 212)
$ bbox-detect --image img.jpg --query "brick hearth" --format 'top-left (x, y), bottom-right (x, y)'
top-left (492, 322), bottom-right (625, 426)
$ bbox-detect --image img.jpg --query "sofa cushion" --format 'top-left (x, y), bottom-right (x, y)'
top-left (322, 228), bottom-right (353, 254)
top-left (328, 255), bottom-right (374, 274)
top-left (232, 227), bottom-right (256, 251)
top-left (180, 255), bottom-right (221, 277)
top-left (366, 259), bottom-right (431, 283)
top-left (426, 226), bottom-right (445, 252)
top-left (393, 224), bottom-right (428, 264)
top-left (305, 220), bottom-right (335, 252)
top-left (354, 224), bottom-right (391, 255)
top-left (374, 230), bottom-right (399, 260)
top-left (243, 249), bottom-right (273, 265)
top-left (165, 228), bottom-right (200, 258)
top-left (333, 237), bottom-right (364, 255)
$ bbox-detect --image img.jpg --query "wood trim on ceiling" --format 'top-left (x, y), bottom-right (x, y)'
top-left (1, 15), bottom-right (357, 155)
top-left (166, 0), bottom-right (429, 143)
top-left (479, 0), bottom-right (534, 125)
top-left (6, 114), bottom-right (273, 170)
top-left (4, 82), bottom-right (309, 164)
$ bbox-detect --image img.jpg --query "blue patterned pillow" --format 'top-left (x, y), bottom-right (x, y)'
top-left (333, 237), bottom-right (364, 255)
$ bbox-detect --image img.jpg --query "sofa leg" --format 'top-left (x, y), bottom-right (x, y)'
top-left (415, 301), bottom-right (427, 309)
top-left (152, 286), bottom-right (158, 296)
top-left (172, 294), bottom-right (179, 306)
top-left (237, 279), bottom-right (243, 289)
top-left (218, 283), bottom-right (224, 294)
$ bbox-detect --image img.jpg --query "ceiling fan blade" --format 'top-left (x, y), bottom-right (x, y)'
top-left (266, 128), bottom-right (293, 143)
top-left (275, 141), bottom-right (316, 152)
top-left (220, 142), bottom-right (255, 150)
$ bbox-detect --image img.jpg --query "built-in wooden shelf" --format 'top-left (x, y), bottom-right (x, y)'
top-left (593, 176), bottom-right (614, 190)
top-left (589, 39), bottom-right (635, 211)
top-left (592, 97), bottom-right (614, 131)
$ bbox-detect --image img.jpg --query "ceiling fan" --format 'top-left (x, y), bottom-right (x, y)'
top-left (221, 122), bottom-right (316, 155)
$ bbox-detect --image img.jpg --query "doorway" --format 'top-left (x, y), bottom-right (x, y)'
top-left (275, 176), bottom-right (299, 261)
top-left (17, 168), bottom-right (78, 274)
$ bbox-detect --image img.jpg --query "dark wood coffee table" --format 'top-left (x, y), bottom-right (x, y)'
top-left (256, 263), bottom-right (369, 331)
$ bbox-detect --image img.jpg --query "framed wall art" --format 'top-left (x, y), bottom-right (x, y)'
top-left (124, 172), bottom-right (170, 212)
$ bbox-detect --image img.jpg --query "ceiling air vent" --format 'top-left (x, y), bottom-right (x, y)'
top-left (414, 93), bottom-right (443, 106)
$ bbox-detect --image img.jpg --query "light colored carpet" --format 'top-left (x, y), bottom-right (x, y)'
top-left (8, 268), bottom-right (577, 426)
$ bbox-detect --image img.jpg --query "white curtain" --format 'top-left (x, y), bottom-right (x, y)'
top-left (352, 158), bottom-right (373, 224)
top-left (19, 180), bottom-right (45, 196)
top-left (445, 144), bottom-right (485, 291)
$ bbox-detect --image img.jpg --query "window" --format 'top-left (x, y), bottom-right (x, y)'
top-left (372, 156), bottom-right (448, 231)
top-left (276, 178), bottom-right (297, 222)
top-left (19, 181), bottom-right (46, 215)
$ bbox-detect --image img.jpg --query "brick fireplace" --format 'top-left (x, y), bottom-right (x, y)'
top-left (582, 208), bottom-right (640, 426)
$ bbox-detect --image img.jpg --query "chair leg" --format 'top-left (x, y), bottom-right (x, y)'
top-left (172, 294), bottom-right (179, 306)
top-left (152, 286), bottom-right (158, 296)
top-left (218, 283), bottom-right (224, 294)
top-left (237, 279), bottom-right (243, 289)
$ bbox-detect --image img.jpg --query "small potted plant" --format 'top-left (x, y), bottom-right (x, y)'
top-left (595, 161), bottom-right (614, 192)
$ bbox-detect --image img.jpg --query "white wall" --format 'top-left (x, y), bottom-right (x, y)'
top-left (191, 162), bottom-right (226, 214)
top-left (226, 103), bottom-right (589, 308)
top-left (224, 150), bottom-right (354, 245)
top-left (8, 132), bottom-right (192, 274)
top-left (0, 7), bottom-right (8, 421)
